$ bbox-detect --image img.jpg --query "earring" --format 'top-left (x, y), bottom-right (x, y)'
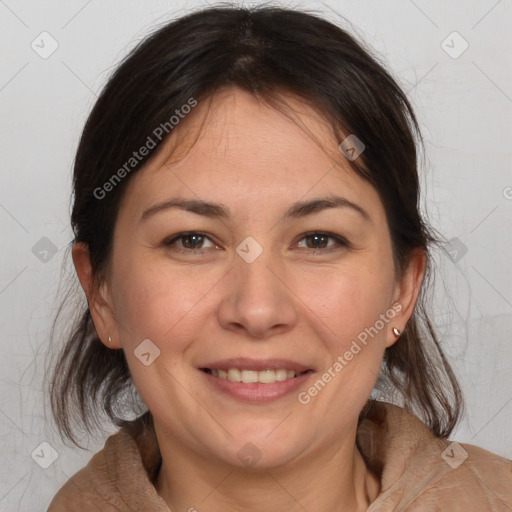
top-left (392, 327), bottom-right (401, 337)
top-left (108, 336), bottom-right (112, 344)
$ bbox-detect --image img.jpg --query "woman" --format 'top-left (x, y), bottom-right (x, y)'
top-left (47, 4), bottom-right (512, 511)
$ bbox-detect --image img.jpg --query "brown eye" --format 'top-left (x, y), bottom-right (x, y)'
top-left (163, 232), bottom-right (217, 253)
top-left (296, 232), bottom-right (350, 251)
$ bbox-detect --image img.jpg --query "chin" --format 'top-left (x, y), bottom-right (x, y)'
top-left (214, 432), bottom-right (306, 471)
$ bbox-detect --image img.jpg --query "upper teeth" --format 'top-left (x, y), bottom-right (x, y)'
top-left (211, 368), bottom-right (300, 383)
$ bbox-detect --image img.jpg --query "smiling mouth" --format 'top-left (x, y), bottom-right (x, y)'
top-left (201, 368), bottom-right (312, 384)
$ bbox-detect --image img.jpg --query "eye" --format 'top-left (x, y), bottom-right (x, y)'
top-left (163, 231), bottom-right (218, 254)
top-left (162, 230), bottom-right (350, 256)
top-left (295, 232), bottom-right (350, 252)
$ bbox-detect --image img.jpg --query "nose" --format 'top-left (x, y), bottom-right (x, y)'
top-left (216, 245), bottom-right (298, 339)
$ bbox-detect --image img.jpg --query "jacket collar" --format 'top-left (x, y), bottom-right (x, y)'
top-left (97, 401), bottom-right (456, 510)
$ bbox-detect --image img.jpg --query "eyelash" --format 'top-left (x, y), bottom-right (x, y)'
top-left (162, 231), bottom-right (351, 255)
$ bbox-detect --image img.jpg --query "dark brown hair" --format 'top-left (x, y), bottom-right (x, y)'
top-left (48, 4), bottom-right (463, 448)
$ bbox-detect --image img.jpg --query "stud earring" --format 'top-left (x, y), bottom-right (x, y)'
top-left (108, 336), bottom-right (112, 344)
top-left (392, 327), bottom-right (401, 337)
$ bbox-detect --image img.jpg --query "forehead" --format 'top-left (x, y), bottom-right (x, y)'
top-left (119, 87), bottom-right (383, 221)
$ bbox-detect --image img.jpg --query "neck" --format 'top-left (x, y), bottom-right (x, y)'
top-left (154, 425), bottom-right (380, 512)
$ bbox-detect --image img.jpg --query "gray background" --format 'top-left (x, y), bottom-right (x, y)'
top-left (1, 0), bottom-right (511, 509)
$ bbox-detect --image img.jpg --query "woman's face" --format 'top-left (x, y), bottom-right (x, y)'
top-left (83, 87), bottom-right (422, 469)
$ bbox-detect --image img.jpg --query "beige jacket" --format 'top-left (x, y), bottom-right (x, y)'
top-left (47, 401), bottom-right (512, 511)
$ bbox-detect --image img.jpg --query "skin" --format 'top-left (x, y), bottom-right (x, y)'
top-left (73, 87), bottom-right (425, 511)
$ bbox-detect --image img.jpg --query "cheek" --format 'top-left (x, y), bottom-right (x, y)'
top-left (297, 260), bottom-right (395, 353)
top-left (110, 257), bottom-right (218, 351)
top-left (113, 254), bottom-right (229, 365)
top-left (291, 267), bottom-right (395, 418)
top-left (109, 261), bottom-right (218, 412)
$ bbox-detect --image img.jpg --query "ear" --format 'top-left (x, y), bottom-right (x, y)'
top-left (72, 242), bottom-right (120, 348)
top-left (385, 248), bottom-right (427, 348)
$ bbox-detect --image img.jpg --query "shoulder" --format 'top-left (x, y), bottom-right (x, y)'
top-left (47, 417), bottom-right (166, 511)
top-left (47, 453), bottom-right (117, 511)
top-left (417, 440), bottom-right (512, 509)
top-left (360, 401), bottom-right (512, 510)
top-left (47, 464), bottom-right (119, 511)
top-left (47, 429), bottom-right (137, 511)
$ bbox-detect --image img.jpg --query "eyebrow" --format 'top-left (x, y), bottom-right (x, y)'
top-left (140, 195), bottom-right (371, 223)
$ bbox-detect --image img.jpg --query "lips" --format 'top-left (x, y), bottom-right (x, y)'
top-left (199, 357), bottom-right (312, 373)
top-left (199, 363), bottom-right (313, 401)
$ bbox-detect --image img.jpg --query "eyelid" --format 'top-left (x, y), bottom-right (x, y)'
top-left (294, 231), bottom-right (351, 251)
top-left (163, 230), bottom-right (351, 254)
top-left (163, 231), bottom-right (218, 250)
